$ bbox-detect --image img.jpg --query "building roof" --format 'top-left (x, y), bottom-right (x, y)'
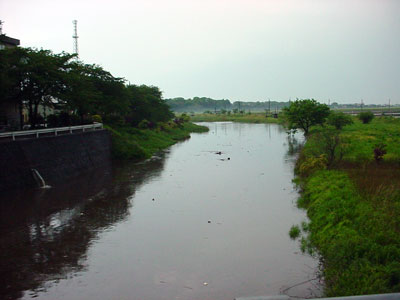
top-left (0, 34), bottom-right (20, 47)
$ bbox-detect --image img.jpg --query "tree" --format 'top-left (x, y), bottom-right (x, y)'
top-left (23, 49), bottom-right (75, 128)
top-left (125, 85), bottom-right (174, 126)
top-left (0, 47), bottom-right (32, 129)
top-left (60, 62), bottom-right (130, 125)
top-left (283, 99), bottom-right (330, 135)
top-left (317, 127), bottom-right (348, 167)
top-left (327, 111), bottom-right (353, 130)
top-left (358, 111), bottom-right (374, 124)
top-left (0, 48), bottom-right (75, 128)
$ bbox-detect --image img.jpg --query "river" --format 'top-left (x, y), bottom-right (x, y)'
top-left (0, 122), bottom-right (320, 300)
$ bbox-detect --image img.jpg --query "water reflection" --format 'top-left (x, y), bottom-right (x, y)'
top-left (1, 124), bottom-right (319, 300)
top-left (0, 156), bottom-right (167, 300)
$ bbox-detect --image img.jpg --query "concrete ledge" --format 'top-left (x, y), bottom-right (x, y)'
top-left (0, 129), bottom-right (111, 192)
top-left (235, 296), bottom-right (290, 300)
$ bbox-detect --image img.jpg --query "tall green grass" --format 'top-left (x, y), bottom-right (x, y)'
top-left (303, 117), bottom-right (400, 164)
top-left (294, 117), bottom-right (400, 296)
top-left (297, 170), bottom-right (400, 296)
top-left (106, 122), bottom-right (208, 160)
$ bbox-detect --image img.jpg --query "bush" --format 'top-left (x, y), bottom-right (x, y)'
top-left (104, 115), bottom-right (125, 127)
top-left (70, 114), bottom-right (81, 126)
top-left (137, 119), bottom-right (155, 129)
top-left (289, 225), bottom-right (301, 239)
top-left (92, 114), bottom-right (102, 123)
top-left (327, 111), bottom-right (353, 130)
top-left (180, 113), bottom-right (191, 122)
top-left (299, 154), bottom-right (328, 177)
top-left (374, 143), bottom-right (387, 162)
top-left (319, 128), bottom-right (349, 167)
top-left (46, 114), bottom-right (59, 128)
top-left (358, 111), bottom-right (374, 124)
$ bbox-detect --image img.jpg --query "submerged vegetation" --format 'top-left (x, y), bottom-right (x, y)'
top-left (286, 100), bottom-right (400, 296)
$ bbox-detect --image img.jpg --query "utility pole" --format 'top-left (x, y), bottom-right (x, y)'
top-left (0, 20), bottom-right (4, 35)
top-left (72, 20), bottom-right (79, 57)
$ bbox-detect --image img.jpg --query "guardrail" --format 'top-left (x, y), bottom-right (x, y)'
top-left (0, 123), bottom-right (104, 141)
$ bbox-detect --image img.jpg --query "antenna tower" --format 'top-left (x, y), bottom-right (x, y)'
top-left (72, 20), bottom-right (79, 57)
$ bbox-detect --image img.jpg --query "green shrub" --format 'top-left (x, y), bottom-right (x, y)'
top-left (289, 225), bottom-right (301, 239)
top-left (180, 113), bottom-right (191, 122)
top-left (299, 154), bottom-right (328, 177)
top-left (92, 114), bottom-right (102, 123)
top-left (358, 111), bottom-right (374, 124)
top-left (138, 119), bottom-right (150, 129)
top-left (374, 143), bottom-right (387, 162)
top-left (327, 111), bottom-right (353, 130)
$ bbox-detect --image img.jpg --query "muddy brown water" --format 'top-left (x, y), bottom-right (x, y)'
top-left (0, 122), bottom-right (321, 300)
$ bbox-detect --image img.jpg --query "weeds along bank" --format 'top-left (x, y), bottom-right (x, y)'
top-left (292, 117), bottom-right (400, 296)
top-left (106, 120), bottom-right (208, 160)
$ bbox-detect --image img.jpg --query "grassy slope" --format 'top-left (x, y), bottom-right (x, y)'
top-left (296, 117), bottom-right (400, 296)
top-left (191, 112), bottom-right (281, 123)
top-left (301, 117), bottom-right (400, 164)
top-left (106, 122), bottom-right (209, 160)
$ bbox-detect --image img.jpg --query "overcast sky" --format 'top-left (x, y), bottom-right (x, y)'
top-left (1, 0), bottom-right (399, 104)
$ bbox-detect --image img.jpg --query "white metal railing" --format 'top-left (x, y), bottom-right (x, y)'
top-left (0, 123), bottom-right (103, 141)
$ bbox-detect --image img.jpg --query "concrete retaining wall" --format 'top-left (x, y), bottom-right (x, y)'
top-left (0, 129), bottom-right (111, 192)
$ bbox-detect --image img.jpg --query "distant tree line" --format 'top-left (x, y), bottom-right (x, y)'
top-left (166, 97), bottom-right (397, 114)
top-left (165, 97), bottom-right (289, 113)
top-left (0, 47), bottom-right (173, 129)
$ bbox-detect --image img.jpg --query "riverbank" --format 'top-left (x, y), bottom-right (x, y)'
top-left (107, 121), bottom-right (209, 160)
top-left (293, 117), bottom-right (400, 296)
top-left (190, 112), bottom-right (282, 123)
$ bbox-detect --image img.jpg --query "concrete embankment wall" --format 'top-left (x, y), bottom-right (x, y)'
top-left (0, 129), bottom-right (111, 192)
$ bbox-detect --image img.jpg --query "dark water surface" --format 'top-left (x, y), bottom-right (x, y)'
top-left (0, 123), bottom-right (320, 300)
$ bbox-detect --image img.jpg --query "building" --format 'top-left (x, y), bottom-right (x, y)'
top-left (0, 34), bottom-right (20, 49)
